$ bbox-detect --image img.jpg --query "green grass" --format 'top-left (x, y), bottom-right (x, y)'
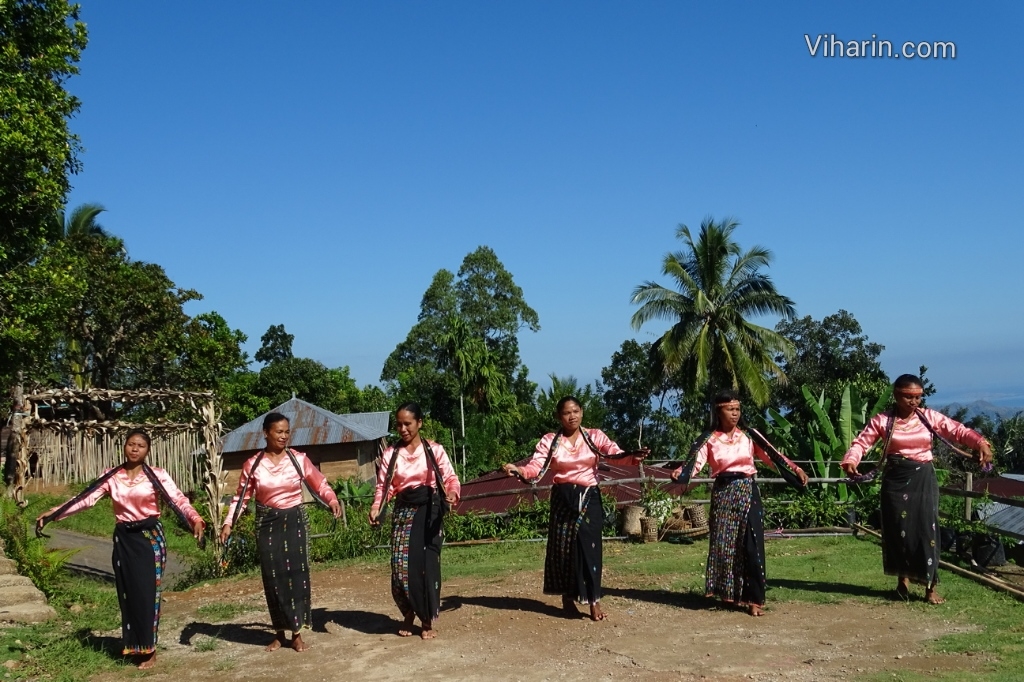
top-left (5, 534), bottom-right (1024, 680)
top-left (195, 602), bottom-right (254, 622)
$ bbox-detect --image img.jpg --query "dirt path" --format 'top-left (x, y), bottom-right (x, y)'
top-left (84, 560), bottom-right (984, 682)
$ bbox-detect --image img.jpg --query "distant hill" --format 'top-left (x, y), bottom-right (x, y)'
top-left (939, 400), bottom-right (1024, 422)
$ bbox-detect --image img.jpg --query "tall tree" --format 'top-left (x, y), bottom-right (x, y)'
top-left (772, 310), bottom-right (889, 416)
top-left (48, 202), bottom-right (110, 242)
top-left (381, 246), bottom-right (539, 425)
top-left (630, 217), bottom-right (796, 407)
top-left (0, 0), bottom-right (88, 270)
top-left (255, 324), bottom-right (294, 364)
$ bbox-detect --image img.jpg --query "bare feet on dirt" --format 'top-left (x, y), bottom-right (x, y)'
top-left (420, 620), bottom-right (437, 639)
top-left (291, 633), bottom-right (309, 652)
top-left (562, 595), bottom-right (582, 618)
top-left (590, 603), bottom-right (608, 621)
top-left (748, 604), bottom-right (764, 617)
top-left (265, 632), bottom-right (288, 652)
top-left (398, 612), bottom-right (416, 637)
top-left (137, 652), bottom-right (156, 669)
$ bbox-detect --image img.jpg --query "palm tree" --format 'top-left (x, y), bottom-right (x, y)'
top-left (630, 216), bottom-right (796, 407)
top-left (48, 203), bottom-right (109, 241)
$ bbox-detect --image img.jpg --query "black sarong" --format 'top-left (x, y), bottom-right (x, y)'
top-left (706, 475), bottom-right (766, 607)
top-left (255, 503), bottom-right (311, 631)
top-left (390, 486), bottom-right (444, 623)
top-left (880, 457), bottom-right (940, 587)
top-left (112, 516), bottom-right (166, 654)
top-left (544, 484), bottom-right (603, 604)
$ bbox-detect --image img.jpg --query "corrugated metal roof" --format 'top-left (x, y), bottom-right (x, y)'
top-left (974, 475), bottom-right (1024, 538)
top-left (455, 463), bottom-right (687, 516)
top-left (221, 398), bottom-right (389, 453)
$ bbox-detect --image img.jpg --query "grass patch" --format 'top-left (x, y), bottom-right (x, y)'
top-left (193, 635), bottom-right (219, 652)
top-left (195, 602), bottom-right (253, 622)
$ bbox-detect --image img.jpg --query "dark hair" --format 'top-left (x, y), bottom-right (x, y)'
top-left (124, 428), bottom-right (151, 451)
top-left (262, 412), bottom-right (290, 430)
top-left (893, 374), bottom-right (923, 390)
top-left (555, 396), bottom-right (582, 416)
top-left (396, 402), bottom-right (424, 421)
top-left (709, 389), bottom-right (742, 430)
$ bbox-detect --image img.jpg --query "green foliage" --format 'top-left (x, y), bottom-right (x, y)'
top-left (630, 216), bottom-right (796, 407)
top-left (253, 357), bottom-right (363, 413)
top-left (772, 310), bottom-right (890, 418)
top-left (254, 323), bottom-right (293, 364)
top-left (0, 497), bottom-right (75, 598)
top-left (639, 479), bottom-right (673, 523)
top-left (755, 381), bottom-right (889, 504)
top-left (332, 476), bottom-right (375, 507)
top-left (762, 495), bottom-right (850, 529)
top-left (0, 0), bottom-right (88, 269)
top-left (444, 502), bottom-right (551, 542)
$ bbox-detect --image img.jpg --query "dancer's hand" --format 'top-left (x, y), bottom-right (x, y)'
top-left (502, 463), bottom-right (519, 478)
top-left (797, 468), bottom-right (809, 486)
top-left (840, 462), bottom-right (858, 477)
top-left (445, 491), bottom-right (458, 506)
top-left (219, 525), bottom-right (231, 544)
top-left (329, 500), bottom-right (342, 519)
top-left (368, 505), bottom-right (380, 526)
top-left (191, 519), bottom-right (206, 541)
top-left (979, 441), bottom-right (993, 466)
top-left (633, 448), bottom-right (650, 464)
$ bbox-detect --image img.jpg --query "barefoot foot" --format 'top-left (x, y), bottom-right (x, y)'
top-left (420, 620), bottom-right (437, 639)
top-left (748, 604), bottom-right (764, 617)
top-left (590, 603), bottom-right (608, 621)
top-left (291, 633), bottom-right (309, 652)
top-left (925, 588), bottom-right (945, 605)
top-left (398, 612), bottom-right (415, 637)
top-left (137, 652), bottom-right (156, 669)
top-left (265, 632), bottom-right (287, 652)
top-left (895, 578), bottom-right (911, 602)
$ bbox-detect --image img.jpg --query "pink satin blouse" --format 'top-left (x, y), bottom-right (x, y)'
top-left (223, 450), bottom-right (338, 527)
top-left (672, 430), bottom-right (774, 479)
top-left (47, 466), bottom-right (202, 526)
top-left (517, 428), bottom-right (625, 488)
top-left (373, 440), bottom-right (462, 508)
top-left (842, 408), bottom-right (986, 467)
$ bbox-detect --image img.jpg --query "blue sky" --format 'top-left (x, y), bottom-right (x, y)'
top-left (64, 2), bottom-right (1024, 406)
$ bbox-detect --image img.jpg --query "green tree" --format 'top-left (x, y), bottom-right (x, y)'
top-left (254, 357), bottom-right (361, 414)
top-left (255, 324), bottom-right (294, 364)
top-left (174, 312), bottom-right (249, 391)
top-left (630, 216), bottom-right (796, 407)
top-left (532, 374), bottom-right (607, 434)
top-left (0, 0), bottom-right (88, 270)
top-left (47, 202), bottom-right (109, 242)
top-left (381, 246), bottom-right (539, 426)
top-left (772, 310), bottom-right (889, 417)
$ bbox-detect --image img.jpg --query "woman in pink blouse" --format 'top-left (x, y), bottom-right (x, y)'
top-left (369, 402), bottom-right (460, 640)
top-left (502, 396), bottom-right (647, 622)
top-left (841, 374), bottom-right (992, 604)
top-left (36, 429), bottom-right (205, 669)
top-left (672, 390), bottom-right (808, 616)
top-left (219, 412), bottom-right (341, 652)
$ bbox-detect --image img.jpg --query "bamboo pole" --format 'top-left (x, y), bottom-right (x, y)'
top-left (851, 523), bottom-right (1024, 603)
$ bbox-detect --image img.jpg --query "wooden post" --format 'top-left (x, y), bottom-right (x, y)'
top-left (7, 373), bottom-right (27, 504)
top-left (965, 472), bottom-right (973, 521)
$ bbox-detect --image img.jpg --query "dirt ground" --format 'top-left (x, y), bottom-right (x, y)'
top-left (82, 559), bottom-right (988, 682)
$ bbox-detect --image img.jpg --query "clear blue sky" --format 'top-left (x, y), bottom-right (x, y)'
top-left (64, 2), bottom-right (1024, 406)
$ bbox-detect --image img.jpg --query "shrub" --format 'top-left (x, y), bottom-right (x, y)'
top-left (0, 496), bottom-right (75, 598)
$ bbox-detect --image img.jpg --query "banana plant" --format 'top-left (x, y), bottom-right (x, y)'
top-left (753, 382), bottom-right (890, 503)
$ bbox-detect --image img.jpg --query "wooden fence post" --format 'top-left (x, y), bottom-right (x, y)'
top-left (965, 472), bottom-right (973, 521)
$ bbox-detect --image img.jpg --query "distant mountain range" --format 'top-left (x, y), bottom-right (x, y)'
top-left (938, 400), bottom-right (1024, 422)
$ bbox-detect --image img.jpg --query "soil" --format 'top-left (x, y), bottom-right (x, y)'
top-left (86, 561), bottom-right (986, 682)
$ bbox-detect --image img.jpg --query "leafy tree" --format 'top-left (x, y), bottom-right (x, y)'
top-left (47, 202), bottom-right (110, 242)
top-left (630, 217), bottom-right (796, 407)
top-left (255, 324), bottom-right (294, 364)
top-left (381, 246), bottom-right (539, 426)
top-left (174, 312), bottom-right (249, 391)
top-left (253, 357), bottom-right (361, 415)
top-left (531, 374), bottom-right (607, 435)
top-left (0, 0), bottom-right (88, 270)
top-left (772, 310), bottom-right (889, 416)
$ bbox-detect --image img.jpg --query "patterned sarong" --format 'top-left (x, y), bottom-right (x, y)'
top-left (706, 475), bottom-right (766, 607)
top-left (255, 503), bottom-right (311, 631)
top-left (880, 457), bottom-right (940, 587)
top-left (544, 484), bottom-right (603, 604)
top-left (112, 517), bottom-right (166, 654)
top-left (390, 487), bottom-right (444, 622)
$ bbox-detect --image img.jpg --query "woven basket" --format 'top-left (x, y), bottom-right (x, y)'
top-left (622, 505), bottom-right (644, 536)
top-left (684, 504), bottom-right (708, 529)
top-left (640, 516), bottom-right (659, 543)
